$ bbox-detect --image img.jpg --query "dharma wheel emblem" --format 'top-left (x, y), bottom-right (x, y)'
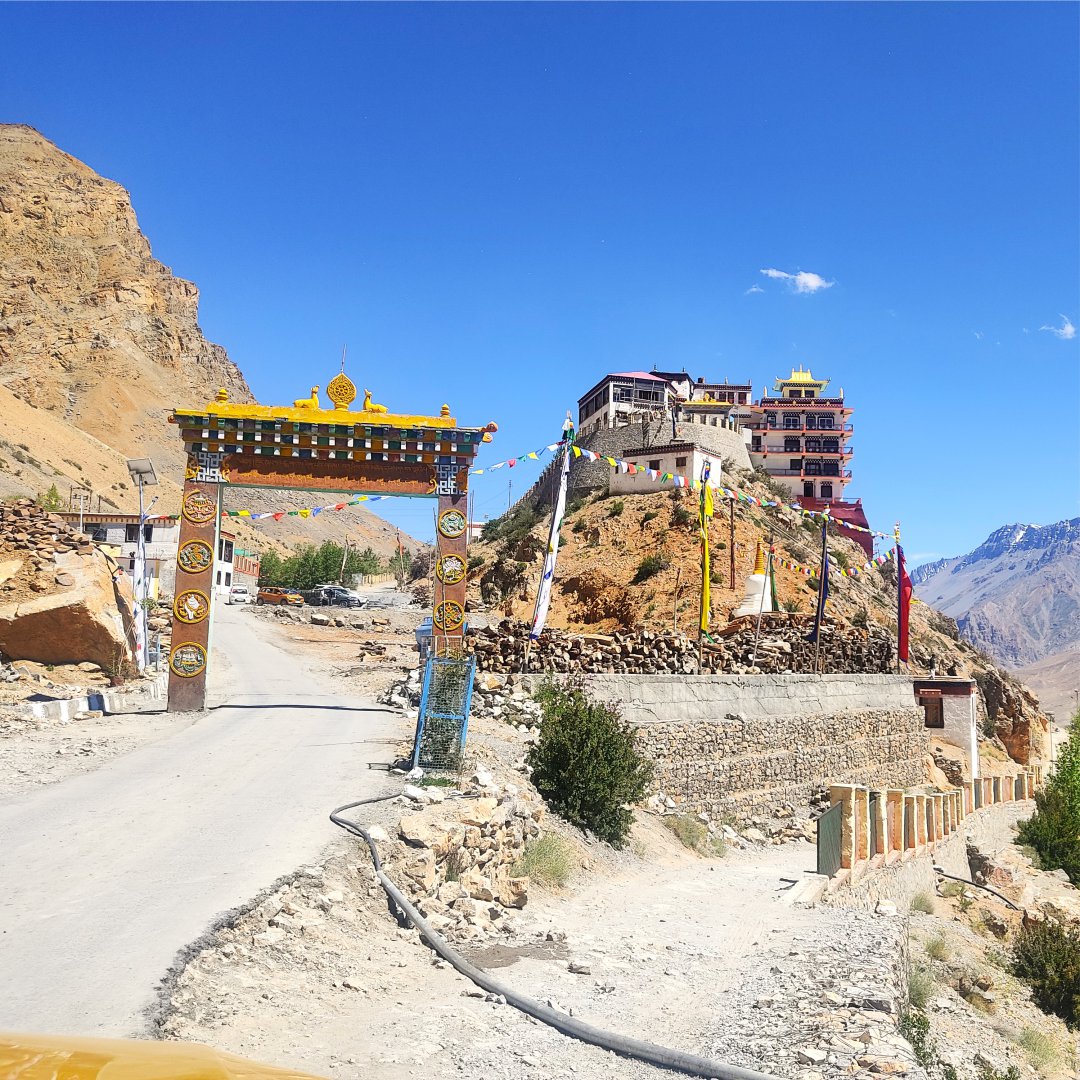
top-left (326, 371), bottom-right (357, 410)
top-left (437, 508), bottom-right (467, 539)
top-left (436, 554), bottom-right (466, 585)
top-left (182, 490), bottom-right (217, 525)
top-left (169, 642), bottom-right (207, 678)
top-left (177, 539), bottom-right (214, 575)
top-left (433, 600), bottom-right (465, 632)
top-left (174, 589), bottom-right (210, 624)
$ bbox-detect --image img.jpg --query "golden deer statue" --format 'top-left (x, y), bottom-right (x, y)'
top-left (293, 386), bottom-right (320, 409)
top-left (363, 389), bottom-right (389, 414)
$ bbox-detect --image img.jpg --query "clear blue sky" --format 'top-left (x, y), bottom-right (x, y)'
top-left (4, 2), bottom-right (1077, 562)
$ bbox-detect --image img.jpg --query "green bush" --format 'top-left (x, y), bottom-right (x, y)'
top-left (1016, 1028), bottom-right (1056, 1070)
top-left (925, 935), bottom-right (949, 962)
top-left (37, 483), bottom-right (63, 511)
top-left (642, 510), bottom-right (659, 525)
top-left (632, 553), bottom-right (670, 584)
top-left (911, 892), bottom-right (935, 914)
top-left (1012, 917), bottom-right (1080, 1028)
top-left (672, 503), bottom-right (693, 527)
top-left (607, 500), bottom-right (624, 518)
top-left (527, 681), bottom-right (653, 850)
top-left (1017, 715), bottom-right (1080, 884)
top-left (572, 518), bottom-right (587, 534)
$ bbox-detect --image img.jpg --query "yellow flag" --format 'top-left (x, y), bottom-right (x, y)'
top-left (699, 477), bottom-right (714, 633)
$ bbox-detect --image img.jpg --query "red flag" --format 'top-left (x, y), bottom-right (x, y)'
top-left (897, 544), bottom-right (912, 663)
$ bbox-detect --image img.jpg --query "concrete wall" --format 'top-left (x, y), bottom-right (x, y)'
top-left (576, 674), bottom-right (928, 819)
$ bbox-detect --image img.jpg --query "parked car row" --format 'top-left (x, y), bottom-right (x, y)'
top-left (227, 584), bottom-right (367, 608)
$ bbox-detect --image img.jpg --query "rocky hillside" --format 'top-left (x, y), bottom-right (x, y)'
top-left (0, 124), bottom-right (415, 561)
top-left (913, 519), bottom-right (1079, 719)
top-left (465, 468), bottom-right (1050, 766)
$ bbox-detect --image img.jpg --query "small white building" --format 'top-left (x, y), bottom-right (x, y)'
top-left (60, 512), bottom-right (180, 598)
top-left (914, 677), bottom-right (981, 781)
top-left (609, 442), bottom-right (726, 495)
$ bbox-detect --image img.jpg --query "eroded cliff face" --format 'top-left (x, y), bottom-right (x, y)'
top-left (0, 124), bottom-right (252, 465)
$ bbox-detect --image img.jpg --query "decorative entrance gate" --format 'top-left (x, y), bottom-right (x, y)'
top-left (166, 370), bottom-right (496, 712)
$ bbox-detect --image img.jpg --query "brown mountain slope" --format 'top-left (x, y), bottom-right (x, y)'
top-left (0, 124), bottom-right (418, 558)
top-left (467, 470), bottom-right (1049, 765)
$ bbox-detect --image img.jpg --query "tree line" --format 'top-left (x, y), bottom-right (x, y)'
top-left (257, 540), bottom-right (410, 590)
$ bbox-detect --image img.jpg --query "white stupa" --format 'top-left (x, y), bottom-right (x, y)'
top-left (732, 541), bottom-right (775, 619)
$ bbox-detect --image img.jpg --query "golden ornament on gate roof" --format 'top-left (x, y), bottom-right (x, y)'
top-left (326, 371), bottom-right (357, 410)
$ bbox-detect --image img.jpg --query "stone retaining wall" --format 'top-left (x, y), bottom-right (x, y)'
top-left (585, 674), bottom-right (929, 819)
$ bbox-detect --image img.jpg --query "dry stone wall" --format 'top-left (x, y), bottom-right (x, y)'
top-left (585, 674), bottom-right (929, 820)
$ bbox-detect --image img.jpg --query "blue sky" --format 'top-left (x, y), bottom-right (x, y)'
top-left (3, 2), bottom-right (1077, 562)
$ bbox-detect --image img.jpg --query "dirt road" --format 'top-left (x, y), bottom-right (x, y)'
top-left (0, 602), bottom-right (405, 1037)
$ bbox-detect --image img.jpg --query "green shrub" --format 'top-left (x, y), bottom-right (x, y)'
top-left (907, 966), bottom-right (935, 1009)
top-left (671, 504), bottom-right (693, 528)
top-left (1017, 786), bottom-right (1080, 885)
top-left (37, 483), bottom-right (63, 511)
top-left (898, 1008), bottom-right (935, 1067)
top-left (632, 553), bottom-right (670, 584)
top-left (512, 833), bottom-right (574, 888)
top-left (662, 814), bottom-right (726, 857)
top-left (467, 555), bottom-right (485, 572)
top-left (851, 606), bottom-right (869, 628)
top-left (925, 935), bottom-right (949, 962)
top-left (528, 681), bottom-right (653, 849)
top-left (607, 500), bottom-right (624, 518)
top-left (976, 1064), bottom-right (1020, 1080)
top-left (1016, 1028), bottom-right (1056, 1070)
top-left (642, 510), bottom-right (659, 525)
top-left (911, 892), bottom-right (935, 914)
top-left (1011, 917), bottom-right (1080, 1028)
top-left (572, 518), bottom-right (587, 534)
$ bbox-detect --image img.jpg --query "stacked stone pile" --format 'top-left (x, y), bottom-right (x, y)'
top-left (470, 617), bottom-right (893, 676)
top-left (373, 769), bottom-right (541, 941)
top-left (0, 498), bottom-right (96, 596)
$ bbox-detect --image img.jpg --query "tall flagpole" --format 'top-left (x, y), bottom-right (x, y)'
top-left (697, 460), bottom-right (714, 673)
top-left (894, 521), bottom-right (902, 675)
top-left (527, 413), bottom-right (574, 670)
top-left (814, 513), bottom-right (829, 673)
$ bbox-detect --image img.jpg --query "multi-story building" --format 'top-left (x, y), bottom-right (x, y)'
top-left (577, 371), bottom-right (693, 438)
top-left (745, 367), bottom-right (853, 503)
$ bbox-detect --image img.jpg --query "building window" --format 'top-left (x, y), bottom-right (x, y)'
top-left (218, 539), bottom-right (234, 561)
top-left (805, 439), bottom-right (821, 453)
top-left (922, 698), bottom-right (945, 728)
top-left (216, 570), bottom-right (222, 585)
top-left (125, 523), bottom-right (153, 543)
top-left (784, 438), bottom-right (801, 453)
top-left (823, 440), bottom-right (839, 454)
top-left (783, 415), bottom-right (801, 429)
top-left (820, 482), bottom-right (833, 499)
top-left (225, 572), bottom-right (232, 586)
top-left (91, 526), bottom-right (108, 543)
top-left (803, 481), bottom-right (814, 497)
top-left (675, 456), bottom-right (687, 467)
top-left (789, 459), bottom-right (802, 471)
top-left (818, 416), bottom-right (834, 430)
top-left (648, 459), bottom-right (660, 471)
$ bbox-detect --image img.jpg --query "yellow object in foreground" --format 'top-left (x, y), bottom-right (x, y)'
top-left (0, 1032), bottom-right (329, 1080)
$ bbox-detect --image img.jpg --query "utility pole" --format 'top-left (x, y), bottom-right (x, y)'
top-left (729, 498), bottom-right (736, 589)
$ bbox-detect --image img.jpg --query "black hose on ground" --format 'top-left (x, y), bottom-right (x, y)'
top-left (933, 866), bottom-right (1020, 911)
top-left (330, 796), bottom-right (778, 1080)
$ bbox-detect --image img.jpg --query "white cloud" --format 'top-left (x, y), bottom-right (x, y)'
top-left (744, 284), bottom-right (764, 295)
top-left (1039, 314), bottom-right (1076, 340)
top-left (973, 330), bottom-right (983, 340)
top-left (759, 267), bottom-right (835, 294)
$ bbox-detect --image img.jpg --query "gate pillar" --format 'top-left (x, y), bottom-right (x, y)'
top-left (433, 490), bottom-right (470, 657)
top-left (167, 465), bottom-right (221, 711)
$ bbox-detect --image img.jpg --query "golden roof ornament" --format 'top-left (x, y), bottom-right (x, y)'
top-left (326, 371), bottom-right (357, 411)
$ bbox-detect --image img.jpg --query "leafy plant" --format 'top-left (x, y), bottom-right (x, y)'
top-left (1011, 916), bottom-right (1080, 1028)
top-left (527, 680), bottom-right (653, 850)
top-left (467, 555), bottom-right (485, 572)
top-left (898, 1008), bottom-right (934, 1066)
top-left (672, 503), bottom-right (693, 527)
top-left (607, 500), bottom-right (625, 518)
top-left (572, 518), bottom-right (587, 534)
top-left (642, 510), bottom-right (659, 525)
top-left (907, 966), bottom-right (935, 1010)
top-left (1017, 715), bottom-right (1080, 884)
top-left (37, 483), bottom-right (63, 511)
top-left (911, 892), bottom-right (935, 914)
top-left (975, 1064), bottom-right (1020, 1080)
top-left (1015, 1028), bottom-right (1056, 1070)
top-left (632, 552), bottom-right (670, 584)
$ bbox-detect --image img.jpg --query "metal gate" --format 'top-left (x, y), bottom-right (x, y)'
top-left (411, 656), bottom-right (476, 771)
top-left (816, 801), bottom-right (843, 877)
top-left (869, 793), bottom-right (881, 859)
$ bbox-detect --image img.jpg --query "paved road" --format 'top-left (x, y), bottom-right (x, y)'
top-left (0, 603), bottom-right (403, 1036)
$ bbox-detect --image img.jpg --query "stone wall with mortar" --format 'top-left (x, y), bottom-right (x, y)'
top-left (477, 673), bottom-right (929, 820)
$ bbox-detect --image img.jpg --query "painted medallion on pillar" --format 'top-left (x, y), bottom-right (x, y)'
top-left (169, 642), bottom-right (207, 678)
top-left (174, 589), bottom-right (211, 624)
top-left (182, 490), bottom-right (217, 525)
top-left (436, 554), bottom-right (466, 585)
top-left (177, 539), bottom-right (214, 575)
top-left (437, 508), bottom-right (466, 539)
top-left (433, 600), bottom-right (465, 632)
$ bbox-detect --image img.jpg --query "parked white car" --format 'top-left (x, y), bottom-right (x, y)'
top-left (228, 584), bottom-right (252, 605)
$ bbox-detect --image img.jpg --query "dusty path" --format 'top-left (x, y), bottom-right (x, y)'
top-left (0, 602), bottom-right (405, 1037)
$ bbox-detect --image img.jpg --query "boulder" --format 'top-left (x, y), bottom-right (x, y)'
top-left (0, 551), bottom-right (135, 672)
